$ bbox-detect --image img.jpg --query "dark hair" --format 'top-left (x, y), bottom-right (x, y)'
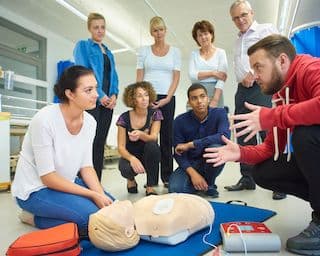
top-left (123, 81), bottom-right (157, 108)
top-left (248, 34), bottom-right (296, 61)
top-left (192, 20), bottom-right (215, 46)
top-left (54, 65), bottom-right (94, 103)
top-left (187, 83), bottom-right (208, 98)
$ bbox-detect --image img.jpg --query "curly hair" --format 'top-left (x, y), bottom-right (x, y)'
top-left (123, 81), bottom-right (157, 108)
top-left (192, 20), bottom-right (215, 47)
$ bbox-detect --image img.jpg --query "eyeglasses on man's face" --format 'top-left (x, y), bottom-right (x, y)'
top-left (232, 12), bottom-right (249, 22)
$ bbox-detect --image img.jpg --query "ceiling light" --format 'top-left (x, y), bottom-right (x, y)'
top-left (55, 0), bottom-right (133, 53)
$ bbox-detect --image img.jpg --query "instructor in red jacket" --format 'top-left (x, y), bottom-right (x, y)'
top-left (204, 34), bottom-right (320, 256)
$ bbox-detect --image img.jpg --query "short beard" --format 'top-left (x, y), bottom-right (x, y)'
top-left (261, 67), bottom-right (284, 95)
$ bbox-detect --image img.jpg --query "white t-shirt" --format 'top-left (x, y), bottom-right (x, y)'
top-left (11, 104), bottom-right (96, 200)
top-left (189, 48), bottom-right (228, 90)
top-left (136, 45), bottom-right (181, 95)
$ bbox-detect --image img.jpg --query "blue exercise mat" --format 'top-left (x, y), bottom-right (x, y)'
top-left (80, 201), bottom-right (276, 256)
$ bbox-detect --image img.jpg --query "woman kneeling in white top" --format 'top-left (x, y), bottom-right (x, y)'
top-left (11, 65), bottom-right (114, 238)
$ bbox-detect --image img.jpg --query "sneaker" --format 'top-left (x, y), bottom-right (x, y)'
top-left (286, 213), bottom-right (320, 255)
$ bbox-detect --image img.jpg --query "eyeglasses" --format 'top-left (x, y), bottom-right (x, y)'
top-left (232, 12), bottom-right (249, 22)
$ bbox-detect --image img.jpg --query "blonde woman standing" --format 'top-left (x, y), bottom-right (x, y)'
top-left (136, 16), bottom-right (181, 187)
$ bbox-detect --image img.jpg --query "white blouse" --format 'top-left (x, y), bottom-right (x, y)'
top-left (189, 47), bottom-right (228, 90)
top-left (136, 45), bottom-right (181, 95)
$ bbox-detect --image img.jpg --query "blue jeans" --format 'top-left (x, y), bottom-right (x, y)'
top-left (169, 157), bottom-right (225, 194)
top-left (16, 178), bottom-right (114, 236)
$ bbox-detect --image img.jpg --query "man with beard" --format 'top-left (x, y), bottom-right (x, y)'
top-left (225, 0), bottom-right (286, 200)
top-left (204, 34), bottom-right (320, 255)
top-left (168, 84), bottom-right (230, 198)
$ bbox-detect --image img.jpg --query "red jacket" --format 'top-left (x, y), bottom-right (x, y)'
top-left (240, 54), bottom-right (320, 164)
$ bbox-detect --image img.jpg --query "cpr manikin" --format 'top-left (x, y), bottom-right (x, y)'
top-left (88, 200), bottom-right (140, 251)
top-left (134, 193), bottom-right (214, 245)
top-left (88, 194), bottom-right (214, 251)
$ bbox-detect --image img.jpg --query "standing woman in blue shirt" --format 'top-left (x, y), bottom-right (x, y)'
top-left (136, 16), bottom-right (181, 187)
top-left (74, 13), bottom-right (119, 181)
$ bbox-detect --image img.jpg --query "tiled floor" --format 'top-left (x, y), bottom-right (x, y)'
top-left (1, 161), bottom-right (312, 255)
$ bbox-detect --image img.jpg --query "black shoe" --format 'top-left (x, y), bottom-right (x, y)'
top-left (146, 190), bottom-right (158, 196)
top-left (272, 191), bottom-right (287, 200)
top-left (127, 180), bottom-right (138, 194)
top-left (224, 177), bottom-right (256, 191)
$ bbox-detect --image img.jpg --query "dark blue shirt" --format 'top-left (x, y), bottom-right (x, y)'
top-left (173, 107), bottom-right (230, 171)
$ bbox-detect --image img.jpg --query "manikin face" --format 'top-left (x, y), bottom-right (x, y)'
top-left (188, 88), bottom-right (209, 117)
top-left (68, 74), bottom-right (98, 110)
top-left (89, 19), bottom-right (105, 43)
top-left (100, 200), bottom-right (135, 233)
top-left (196, 30), bottom-right (213, 48)
top-left (230, 3), bottom-right (254, 33)
top-left (150, 25), bottom-right (166, 42)
top-left (134, 87), bottom-right (150, 109)
top-left (250, 49), bottom-right (285, 95)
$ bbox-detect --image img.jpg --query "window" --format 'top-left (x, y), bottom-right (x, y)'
top-left (0, 17), bottom-right (47, 119)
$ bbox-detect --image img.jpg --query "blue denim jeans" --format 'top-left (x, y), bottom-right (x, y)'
top-left (16, 178), bottom-right (114, 236)
top-left (169, 158), bottom-right (225, 194)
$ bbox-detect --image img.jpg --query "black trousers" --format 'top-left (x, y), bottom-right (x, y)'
top-left (157, 94), bottom-right (175, 183)
top-left (118, 141), bottom-right (161, 186)
top-left (87, 105), bottom-right (113, 181)
top-left (234, 82), bottom-right (271, 179)
top-left (252, 125), bottom-right (320, 213)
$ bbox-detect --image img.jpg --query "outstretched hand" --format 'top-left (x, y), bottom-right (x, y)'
top-left (203, 135), bottom-right (241, 167)
top-left (230, 102), bottom-right (262, 142)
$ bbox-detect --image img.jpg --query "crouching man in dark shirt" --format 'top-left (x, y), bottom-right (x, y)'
top-left (169, 83), bottom-right (230, 198)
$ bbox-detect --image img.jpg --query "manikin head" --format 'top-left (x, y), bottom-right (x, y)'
top-left (88, 200), bottom-right (139, 251)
